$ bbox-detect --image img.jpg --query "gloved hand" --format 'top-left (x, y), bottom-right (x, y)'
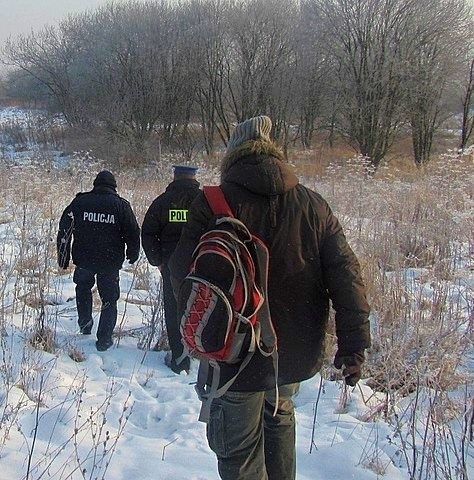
top-left (58, 252), bottom-right (70, 270)
top-left (334, 350), bottom-right (365, 387)
top-left (58, 237), bottom-right (70, 269)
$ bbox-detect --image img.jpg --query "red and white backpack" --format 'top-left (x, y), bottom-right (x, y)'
top-left (177, 186), bottom-right (278, 422)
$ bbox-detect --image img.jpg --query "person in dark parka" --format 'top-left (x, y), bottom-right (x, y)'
top-left (169, 116), bottom-right (371, 480)
top-left (141, 165), bottom-right (200, 373)
top-left (57, 170), bottom-right (140, 351)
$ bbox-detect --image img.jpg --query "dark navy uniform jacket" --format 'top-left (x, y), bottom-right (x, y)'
top-left (141, 178), bottom-right (200, 267)
top-left (57, 185), bottom-right (140, 273)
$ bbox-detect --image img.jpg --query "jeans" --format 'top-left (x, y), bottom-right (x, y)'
top-left (207, 383), bottom-right (300, 480)
top-left (73, 267), bottom-right (120, 343)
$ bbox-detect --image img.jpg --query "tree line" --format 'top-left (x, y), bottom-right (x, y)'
top-left (1, 0), bottom-right (473, 169)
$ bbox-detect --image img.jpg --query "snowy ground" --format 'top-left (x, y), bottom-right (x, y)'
top-left (0, 107), bottom-right (472, 479)
top-left (0, 189), bottom-right (470, 480)
top-left (0, 262), bottom-right (406, 480)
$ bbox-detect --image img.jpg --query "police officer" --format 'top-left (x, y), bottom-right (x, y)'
top-left (141, 165), bottom-right (200, 373)
top-left (57, 170), bottom-right (140, 351)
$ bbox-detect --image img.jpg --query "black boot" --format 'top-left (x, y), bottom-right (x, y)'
top-left (165, 352), bottom-right (190, 374)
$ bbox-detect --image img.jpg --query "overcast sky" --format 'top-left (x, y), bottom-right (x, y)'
top-left (1, 0), bottom-right (473, 70)
top-left (0, 0), bottom-right (123, 48)
top-left (1, 0), bottom-right (473, 47)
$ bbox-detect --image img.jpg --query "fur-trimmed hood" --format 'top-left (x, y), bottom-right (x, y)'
top-left (221, 139), bottom-right (298, 196)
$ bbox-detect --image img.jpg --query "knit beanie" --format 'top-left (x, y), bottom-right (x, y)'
top-left (93, 170), bottom-right (117, 189)
top-left (226, 115), bottom-right (272, 152)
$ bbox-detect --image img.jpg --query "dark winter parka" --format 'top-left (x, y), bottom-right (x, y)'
top-left (141, 178), bottom-right (201, 267)
top-left (169, 140), bottom-right (371, 391)
top-left (57, 185), bottom-right (140, 273)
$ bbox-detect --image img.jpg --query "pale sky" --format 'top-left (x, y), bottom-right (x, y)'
top-left (1, 0), bottom-right (473, 47)
top-left (0, 0), bottom-right (123, 48)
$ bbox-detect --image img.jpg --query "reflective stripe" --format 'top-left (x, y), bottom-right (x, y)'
top-left (169, 209), bottom-right (188, 222)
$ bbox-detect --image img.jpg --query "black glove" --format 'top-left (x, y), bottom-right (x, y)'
top-left (57, 236), bottom-right (70, 269)
top-left (58, 252), bottom-right (70, 270)
top-left (334, 351), bottom-right (365, 387)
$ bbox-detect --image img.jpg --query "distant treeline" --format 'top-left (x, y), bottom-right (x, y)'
top-left (1, 0), bottom-right (473, 168)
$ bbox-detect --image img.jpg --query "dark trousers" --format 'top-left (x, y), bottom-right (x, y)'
top-left (161, 263), bottom-right (184, 361)
top-left (207, 383), bottom-right (299, 480)
top-left (73, 267), bottom-right (120, 343)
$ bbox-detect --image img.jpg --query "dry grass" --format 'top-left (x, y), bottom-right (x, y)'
top-left (287, 146), bottom-right (473, 405)
top-left (29, 325), bottom-right (56, 353)
top-left (1, 145), bottom-right (472, 393)
top-left (68, 346), bottom-right (86, 362)
top-left (0, 134), bottom-right (472, 478)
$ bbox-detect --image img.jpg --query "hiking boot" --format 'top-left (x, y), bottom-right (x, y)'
top-left (79, 319), bottom-right (93, 335)
top-left (165, 352), bottom-right (190, 374)
top-left (96, 339), bottom-right (113, 351)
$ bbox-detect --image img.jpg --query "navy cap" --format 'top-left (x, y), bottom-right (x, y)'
top-left (93, 170), bottom-right (117, 188)
top-left (173, 165), bottom-right (198, 175)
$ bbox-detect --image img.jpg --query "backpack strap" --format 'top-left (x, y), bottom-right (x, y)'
top-left (203, 186), bottom-right (234, 217)
top-left (196, 320), bottom-right (259, 423)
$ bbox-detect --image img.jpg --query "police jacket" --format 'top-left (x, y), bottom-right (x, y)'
top-left (141, 178), bottom-right (200, 267)
top-left (169, 140), bottom-right (371, 391)
top-left (57, 185), bottom-right (140, 273)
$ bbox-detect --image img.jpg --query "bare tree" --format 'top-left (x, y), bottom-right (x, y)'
top-left (3, 1), bottom-right (199, 154)
top-left (402, 0), bottom-right (472, 165)
top-left (2, 0), bottom-right (471, 164)
top-left (296, 1), bottom-right (336, 148)
top-left (306, 0), bottom-right (417, 169)
top-left (186, 0), bottom-right (232, 155)
top-left (459, 55), bottom-right (474, 151)
top-left (3, 23), bottom-right (87, 125)
top-left (260, 2), bottom-right (299, 153)
top-left (67, 2), bottom-right (177, 151)
top-left (225, 0), bottom-right (298, 127)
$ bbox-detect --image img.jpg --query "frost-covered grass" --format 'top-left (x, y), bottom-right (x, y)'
top-left (0, 141), bottom-right (472, 479)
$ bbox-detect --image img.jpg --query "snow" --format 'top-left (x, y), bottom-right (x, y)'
top-left (0, 107), bottom-right (472, 479)
top-left (0, 265), bottom-right (399, 479)
top-left (0, 231), bottom-right (469, 480)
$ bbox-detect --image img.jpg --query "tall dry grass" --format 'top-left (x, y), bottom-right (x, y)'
top-left (299, 153), bottom-right (473, 479)
top-left (0, 146), bottom-right (472, 478)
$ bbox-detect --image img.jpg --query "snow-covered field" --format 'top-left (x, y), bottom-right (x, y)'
top-left (0, 107), bottom-right (472, 479)
top-left (0, 276), bottom-right (406, 480)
